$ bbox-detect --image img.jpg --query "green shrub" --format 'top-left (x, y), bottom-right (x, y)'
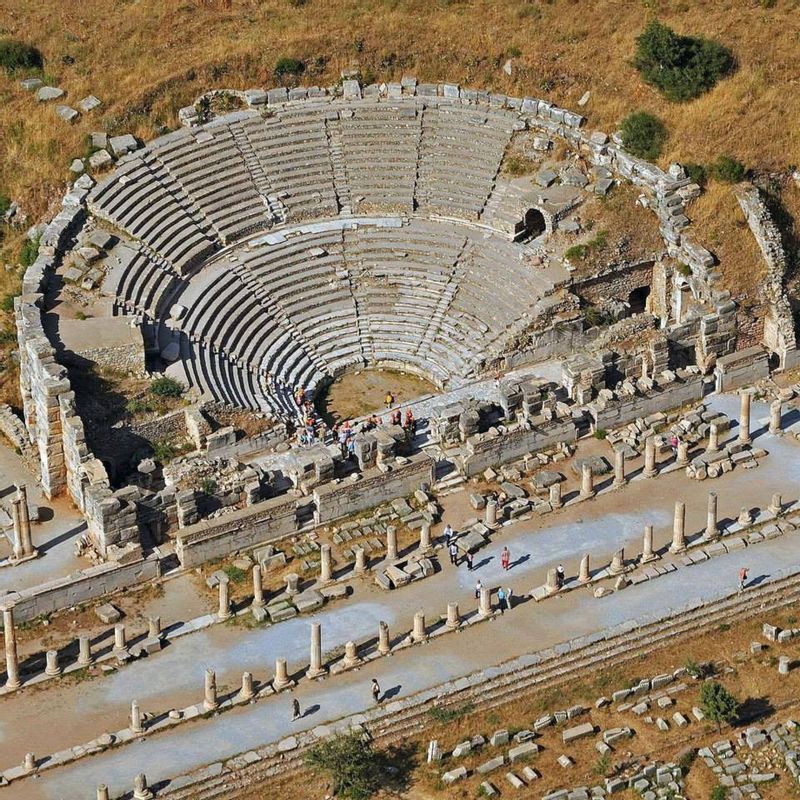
top-left (565, 244), bottom-right (589, 262)
top-left (222, 564), bottom-right (246, 583)
top-left (584, 305), bottom-right (610, 328)
top-left (19, 236), bottom-right (39, 268)
top-left (683, 162), bottom-right (707, 187)
top-left (0, 195), bottom-right (10, 217)
top-left (594, 428), bottom-right (608, 440)
top-left (677, 262), bottom-right (692, 277)
top-left (125, 398), bottom-right (154, 414)
top-left (710, 785), bottom-right (727, 800)
top-left (709, 155), bottom-right (746, 183)
top-left (149, 376), bottom-right (184, 397)
top-left (620, 111), bottom-right (667, 160)
top-left (0, 293), bottom-right (18, 313)
top-left (274, 56), bottom-right (305, 79)
top-left (700, 680), bottom-right (739, 732)
top-left (305, 731), bottom-right (381, 800)
top-left (633, 20), bottom-right (735, 102)
top-left (428, 702), bottom-right (475, 723)
top-left (0, 40), bottom-right (43, 73)
top-left (152, 440), bottom-right (176, 463)
top-left (199, 477), bottom-right (217, 495)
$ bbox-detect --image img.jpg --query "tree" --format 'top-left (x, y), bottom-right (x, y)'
top-left (709, 155), bottom-right (746, 183)
top-left (633, 20), bottom-right (735, 102)
top-left (700, 680), bottom-right (739, 732)
top-left (619, 111), bottom-right (668, 161)
top-left (0, 39), bottom-right (43, 73)
top-left (305, 731), bottom-right (381, 800)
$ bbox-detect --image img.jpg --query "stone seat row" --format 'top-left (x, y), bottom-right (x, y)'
top-left (104, 244), bottom-right (180, 321)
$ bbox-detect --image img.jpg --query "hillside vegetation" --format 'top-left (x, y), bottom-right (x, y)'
top-left (0, 0), bottom-right (798, 400)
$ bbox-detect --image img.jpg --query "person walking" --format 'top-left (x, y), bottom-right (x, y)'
top-left (292, 698), bottom-right (301, 721)
top-left (443, 524), bottom-right (453, 547)
top-left (500, 546), bottom-right (510, 571)
top-left (475, 579), bottom-right (482, 599)
top-left (497, 587), bottom-right (506, 615)
top-left (385, 392), bottom-right (394, 409)
top-left (449, 541), bottom-right (459, 565)
top-left (465, 551), bottom-right (474, 571)
top-left (738, 566), bottom-right (749, 592)
top-left (371, 678), bottom-right (381, 704)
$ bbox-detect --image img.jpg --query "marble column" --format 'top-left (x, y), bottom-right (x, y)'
top-left (45, 649), bottom-right (61, 677)
top-left (446, 602), bottom-right (460, 629)
top-left (549, 482), bottom-right (562, 509)
top-left (148, 616), bottom-right (162, 639)
top-left (284, 573), bottom-right (299, 596)
top-left (412, 610), bottom-right (427, 642)
top-left (641, 524), bottom-right (656, 562)
top-left (12, 485), bottom-right (34, 559)
top-left (739, 392), bottom-right (752, 445)
top-left (419, 522), bottom-right (432, 552)
top-left (378, 621), bottom-right (391, 655)
top-left (2, 605), bottom-right (21, 690)
top-left (113, 624), bottom-right (127, 655)
top-left (546, 567), bottom-right (559, 594)
top-left (251, 564), bottom-right (265, 608)
top-left (97, 785), bottom-right (110, 800)
top-left (238, 671), bottom-right (254, 701)
top-left (578, 554), bottom-right (590, 583)
top-left (130, 699), bottom-right (144, 733)
top-left (670, 501), bottom-right (686, 553)
top-left (319, 544), bottom-right (332, 583)
top-left (705, 492), bottom-right (718, 539)
top-left (23, 753), bottom-right (35, 772)
top-left (204, 668), bottom-right (218, 711)
top-left (769, 400), bottom-right (783, 434)
top-left (218, 576), bottom-right (232, 621)
top-left (78, 633), bottom-right (92, 666)
top-left (707, 424), bottom-right (719, 453)
top-left (307, 621), bottom-right (326, 678)
top-left (354, 546), bottom-right (367, 574)
top-left (643, 437), bottom-right (657, 478)
top-left (613, 449), bottom-right (626, 487)
top-left (386, 528), bottom-right (398, 561)
top-left (478, 587), bottom-right (492, 617)
top-left (580, 462), bottom-right (595, 499)
top-left (485, 499), bottom-right (498, 526)
top-left (273, 658), bottom-right (291, 690)
top-left (609, 548), bottom-right (624, 575)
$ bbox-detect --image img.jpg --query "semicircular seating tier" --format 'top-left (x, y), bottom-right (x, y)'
top-left (91, 94), bottom-right (569, 416)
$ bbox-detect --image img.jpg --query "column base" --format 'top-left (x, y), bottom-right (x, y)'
top-left (639, 553), bottom-right (659, 564)
top-left (642, 469), bottom-right (658, 479)
top-left (669, 544), bottom-right (686, 554)
top-left (9, 549), bottom-right (39, 565)
top-left (272, 677), bottom-right (295, 692)
top-left (306, 667), bottom-right (328, 680)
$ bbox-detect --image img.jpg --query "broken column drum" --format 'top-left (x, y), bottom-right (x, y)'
top-left (643, 437), bottom-right (657, 478)
top-left (613, 448), bottom-right (626, 487)
top-left (580, 462), bottom-right (595, 498)
top-left (670, 501), bottom-right (686, 553)
top-left (705, 492), bottom-right (718, 539)
top-left (739, 392), bottom-right (752, 444)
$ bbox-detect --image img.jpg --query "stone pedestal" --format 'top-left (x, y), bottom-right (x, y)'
top-left (676, 441), bottom-right (689, 467)
top-left (251, 565), bottom-right (265, 608)
top-left (130, 699), bottom-right (144, 733)
top-left (546, 567), bottom-right (559, 594)
top-left (706, 424), bottom-right (719, 452)
top-left (378, 621), bottom-right (391, 655)
top-left (78, 634), bottom-right (92, 666)
top-left (738, 506), bottom-right (752, 526)
top-left (306, 621), bottom-right (327, 678)
top-left (23, 753), bottom-right (35, 772)
top-left (349, 547), bottom-right (365, 577)
top-left (97, 785), bottom-right (110, 800)
top-left (643, 437), bottom-right (657, 478)
top-left (2, 606), bottom-right (21, 690)
top-left (478, 587), bottom-right (492, 618)
top-left (609, 548), bottom-right (624, 576)
top-left (769, 400), bottom-right (782, 434)
top-left (11, 485), bottom-right (35, 560)
top-left (411, 610), bottom-right (427, 642)
top-left (113, 624), bottom-right (127, 656)
top-left (285, 573), bottom-right (299, 596)
top-left (579, 462), bottom-right (595, 499)
top-left (419, 522), bottom-right (432, 553)
top-left (343, 641), bottom-right (360, 668)
top-left (779, 656), bottom-right (791, 675)
top-left (446, 602), bottom-right (460, 629)
top-left (385, 528), bottom-right (398, 561)
top-left (484, 499), bottom-right (498, 527)
top-left (148, 616), bottom-right (162, 639)
top-left (578, 554), bottom-right (590, 583)
top-left (45, 649), bottom-right (61, 677)
top-left (641, 524), bottom-right (657, 562)
top-left (739, 392), bottom-right (752, 444)
top-left (669, 501), bottom-right (686, 553)
top-left (204, 668), bottom-right (218, 711)
top-left (133, 772), bottom-right (154, 800)
top-left (319, 543), bottom-right (333, 583)
top-left (217, 576), bottom-right (232, 621)
top-left (549, 482), bottom-right (562, 509)
top-left (769, 493), bottom-right (782, 515)
top-left (705, 492), bottom-right (718, 540)
top-left (613, 449), bottom-right (626, 487)
top-left (238, 671), bottom-right (254, 701)
top-left (273, 658), bottom-right (292, 690)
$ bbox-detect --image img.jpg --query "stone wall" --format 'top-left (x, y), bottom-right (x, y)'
top-left (314, 453), bottom-right (435, 523)
top-left (1, 554), bottom-right (160, 624)
top-left (175, 494), bottom-right (299, 568)
top-left (573, 259), bottom-right (656, 306)
top-left (461, 418), bottom-right (578, 477)
top-left (735, 184), bottom-right (799, 369)
top-left (714, 346), bottom-right (771, 392)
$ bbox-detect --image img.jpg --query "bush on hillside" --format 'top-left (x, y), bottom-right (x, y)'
top-left (709, 155), bottom-right (746, 183)
top-left (149, 376), bottom-right (184, 397)
top-left (0, 39), bottom-right (43, 73)
top-left (683, 162), bottom-right (707, 187)
top-left (274, 56), bottom-right (305, 80)
top-left (0, 195), bottom-right (10, 217)
top-left (305, 731), bottom-right (381, 800)
top-left (619, 111), bottom-right (667, 160)
top-left (20, 236), bottom-right (39, 268)
top-left (633, 20), bottom-right (735, 102)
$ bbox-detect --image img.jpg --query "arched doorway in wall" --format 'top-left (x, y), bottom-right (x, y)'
top-left (628, 286), bottom-right (651, 314)
top-left (520, 208), bottom-right (546, 239)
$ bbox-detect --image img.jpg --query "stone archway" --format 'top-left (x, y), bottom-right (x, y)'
top-left (521, 208), bottom-right (546, 239)
top-left (628, 286), bottom-right (651, 314)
